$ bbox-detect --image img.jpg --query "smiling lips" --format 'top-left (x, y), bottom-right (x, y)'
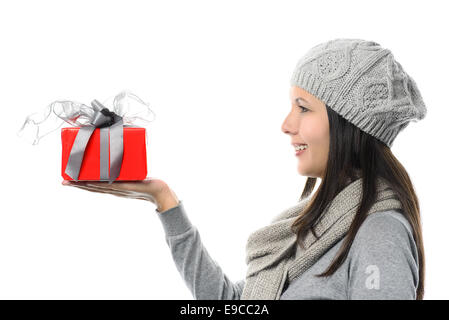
top-left (295, 145), bottom-right (308, 156)
top-left (292, 142), bottom-right (307, 147)
top-left (291, 142), bottom-right (308, 156)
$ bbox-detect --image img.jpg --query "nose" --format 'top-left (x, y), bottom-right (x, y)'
top-left (281, 112), bottom-right (296, 135)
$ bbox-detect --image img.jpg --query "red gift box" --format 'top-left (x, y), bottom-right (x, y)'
top-left (61, 127), bottom-right (148, 181)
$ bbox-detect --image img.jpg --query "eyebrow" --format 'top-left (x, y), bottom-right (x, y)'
top-left (294, 97), bottom-right (310, 105)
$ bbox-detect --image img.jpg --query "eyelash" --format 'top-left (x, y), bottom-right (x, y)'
top-left (298, 105), bottom-right (308, 113)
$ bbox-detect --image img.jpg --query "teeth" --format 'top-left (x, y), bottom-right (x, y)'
top-left (295, 145), bottom-right (308, 151)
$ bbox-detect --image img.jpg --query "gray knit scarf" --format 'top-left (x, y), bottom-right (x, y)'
top-left (240, 176), bottom-right (403, 300)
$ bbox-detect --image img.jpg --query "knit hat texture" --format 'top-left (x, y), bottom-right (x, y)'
top-left (290, 38), bottom-right (427, 148)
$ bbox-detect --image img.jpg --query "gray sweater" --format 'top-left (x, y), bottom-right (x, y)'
top-left (156, 200), bottom-right (419, 300)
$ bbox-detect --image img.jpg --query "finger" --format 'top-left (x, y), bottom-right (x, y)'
top-left (63, 178), bottom-right (158, 194)
top-left (70, 184), bottom-right (133, 198)
top-left (85, 184), bottom-right (150, 198)
top-left (81, 180), bottom-right (150, 193)
top-left (74, 185), bottom-right (153, 202)
top-left (64, 181), bottom-right (132, 193)
top-left (68, 184), bottom-right (154, 204)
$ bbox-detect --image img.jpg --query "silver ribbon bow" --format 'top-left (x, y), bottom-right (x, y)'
top-left (64, 99), bottom-right (124, 184)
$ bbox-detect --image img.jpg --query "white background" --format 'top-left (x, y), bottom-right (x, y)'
top-left (1, 0), bottom-right (447, 299)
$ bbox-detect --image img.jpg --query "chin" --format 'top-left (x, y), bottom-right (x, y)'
top-left (297, 167), bottom-right (319, 179)
top-left (297, 167), bottom-right (309, 177)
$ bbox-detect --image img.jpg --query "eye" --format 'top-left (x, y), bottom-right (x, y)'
top-left (298, 105), bottom-right (308, 113)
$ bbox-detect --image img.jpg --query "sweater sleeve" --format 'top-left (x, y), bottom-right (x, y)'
top-left (347, 211), bottom-right (419, 300)
top-left (155, 200), bottom-right (245, 300)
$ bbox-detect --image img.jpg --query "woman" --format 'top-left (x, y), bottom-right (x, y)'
top-left (63, 38), bottom-right (426, 300)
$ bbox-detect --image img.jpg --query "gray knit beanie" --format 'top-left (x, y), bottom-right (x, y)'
top-left (290, 38), bottom-right (427, 148)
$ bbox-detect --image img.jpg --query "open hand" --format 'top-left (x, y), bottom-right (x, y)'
top-left (62, 178), bottom-right (179, 212)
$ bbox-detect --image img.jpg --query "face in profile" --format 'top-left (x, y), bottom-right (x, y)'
top-left (281, 86), bottom-right (330, 179)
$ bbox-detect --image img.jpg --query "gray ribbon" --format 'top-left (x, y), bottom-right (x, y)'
top-left (64, 99), bottom-right (124, 184)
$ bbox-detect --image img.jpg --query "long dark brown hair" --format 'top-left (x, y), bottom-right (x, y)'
top-left (290, 105), bottom-right (425, 300)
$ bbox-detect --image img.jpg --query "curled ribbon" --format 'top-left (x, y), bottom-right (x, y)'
top-left (17, 91), bottom-right (156, 183)
top-left (65, 99), bottom-right (124, 184)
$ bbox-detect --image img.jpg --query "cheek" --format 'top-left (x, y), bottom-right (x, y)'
top-left (301, 118), bottom-right (329, 145)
